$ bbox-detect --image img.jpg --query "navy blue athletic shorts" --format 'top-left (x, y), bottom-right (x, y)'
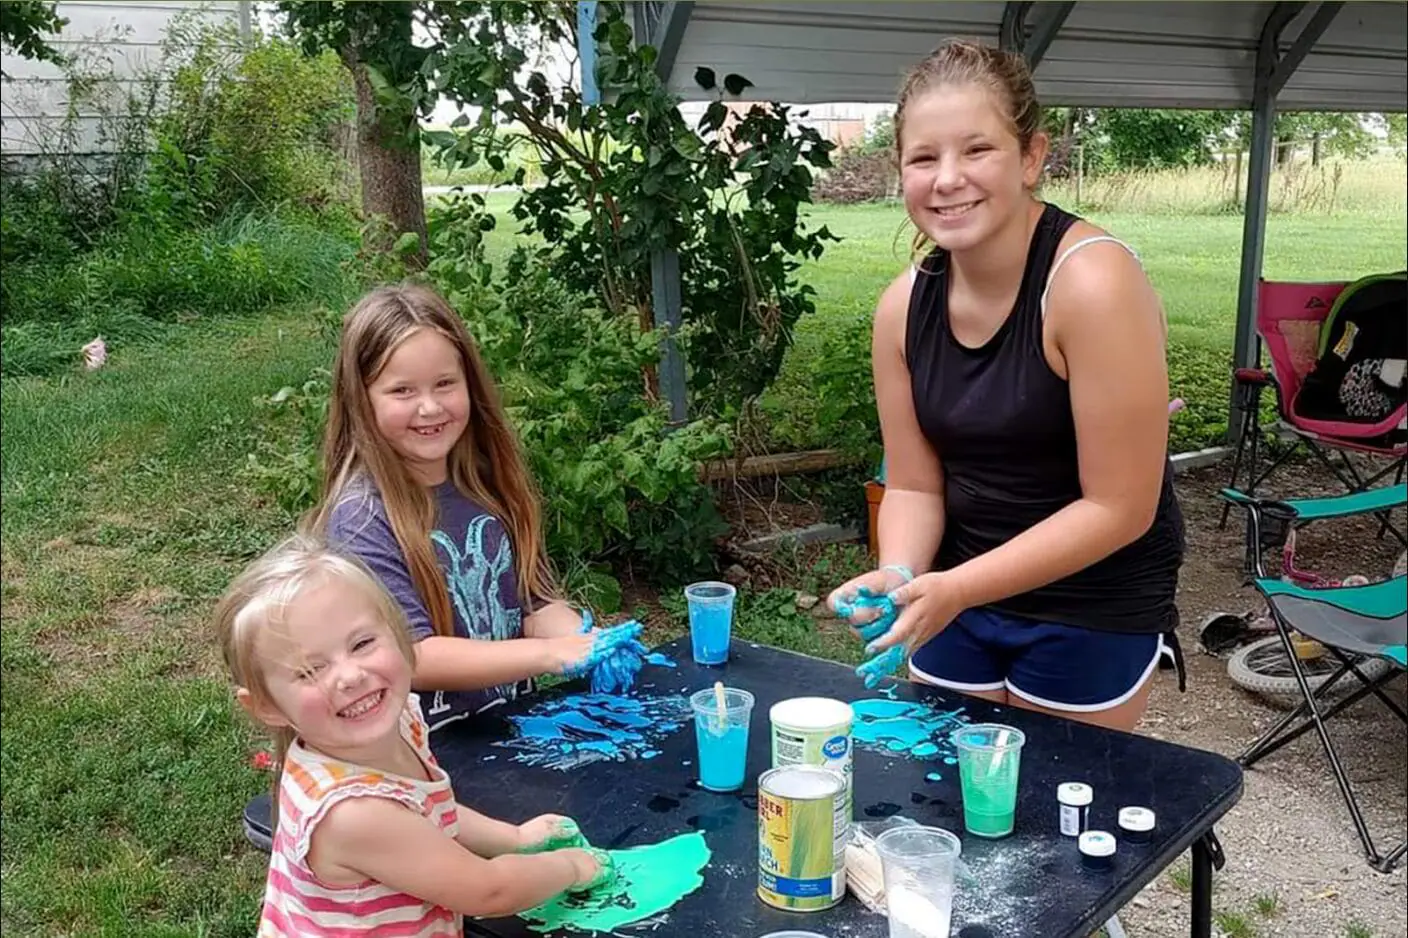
top-left (908, 607), bottom-right (1164, 712)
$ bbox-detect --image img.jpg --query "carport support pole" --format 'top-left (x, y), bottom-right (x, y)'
top-left (651, 248), bottom-right (689, 425)
top-left (1227, 40), bottom-right (1280, 443)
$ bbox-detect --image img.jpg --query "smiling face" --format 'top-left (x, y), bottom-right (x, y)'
top-left (244, 577), bottom-right (413, 760)
top-left (898, 83), bottom-right (1047, 254)
top-left (367, 327), bottom-right (470, 486)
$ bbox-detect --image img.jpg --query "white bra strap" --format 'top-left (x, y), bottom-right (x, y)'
top-left (1040, 236), bottom-right (1137, 318)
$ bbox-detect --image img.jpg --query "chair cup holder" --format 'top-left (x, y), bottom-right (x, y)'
top-left (1255, 502), bottom-right (1299, 551)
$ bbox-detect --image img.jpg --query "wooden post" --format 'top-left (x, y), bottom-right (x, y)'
top-left (1075, 143), bottom-right (1084, 207)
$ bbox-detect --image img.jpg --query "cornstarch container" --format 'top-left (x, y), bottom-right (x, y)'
top-left (769, 697), bottom-right (855, 843)
top-left (758, 765), bottom-right (847, 912)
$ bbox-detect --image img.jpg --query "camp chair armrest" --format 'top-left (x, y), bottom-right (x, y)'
top-left (1233, 367), bottom-right (1275, 387)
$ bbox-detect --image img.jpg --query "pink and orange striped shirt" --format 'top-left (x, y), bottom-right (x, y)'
top-left (258, 694), bottom-right (463, 937)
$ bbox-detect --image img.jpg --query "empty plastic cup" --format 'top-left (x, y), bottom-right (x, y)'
top-left (875, 825), bottom-right (961, 938)
top-left (685, 581), bottom-right (736, 665)
top-left (690, 686), bottom-right (753, 791)
top-left (951, 724), bottom-right (1026, 838)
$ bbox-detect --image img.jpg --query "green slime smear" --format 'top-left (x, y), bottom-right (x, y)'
top-left (519, 831), bottom-right (711, 934)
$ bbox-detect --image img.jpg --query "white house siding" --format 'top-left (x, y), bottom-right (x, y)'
top-left (1, 1), bottom-right (244, 157)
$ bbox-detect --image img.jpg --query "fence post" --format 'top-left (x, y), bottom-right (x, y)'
top-left (1075, 143), bottom-right (1084, 207)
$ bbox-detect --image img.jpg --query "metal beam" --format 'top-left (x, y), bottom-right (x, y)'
top-left (999, 2), bottom-right (1032, 54)
top-left (1228, 2), bottom-right (1306, 441)
top-left (1269, 2), bottom-right (1343, 98)
top-left (650, 248), bottom-right (689, 425)
top-left (1025, 1), bottom-right (1075, 69)
top-left (577, 2), bottom-right (600, 106)
top-left (651, 1), bottom-right (694, 81)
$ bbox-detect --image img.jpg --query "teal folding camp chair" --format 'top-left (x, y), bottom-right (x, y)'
top-left (1220, 484), bottom-right (1407, 873)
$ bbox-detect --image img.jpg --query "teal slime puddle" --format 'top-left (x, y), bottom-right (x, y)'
top-left (850, 699), bottom-right (971, 769)
top-left (519, 832), bottom-right (711, 934)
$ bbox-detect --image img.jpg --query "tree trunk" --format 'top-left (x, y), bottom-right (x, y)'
top-left (1311, 132), bottom-right (1322, 167)
top-left (347, 52), bottom-right (428, 271)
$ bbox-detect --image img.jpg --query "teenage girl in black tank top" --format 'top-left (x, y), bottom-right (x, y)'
top-left (826, 42), bottom-right (1185, 733)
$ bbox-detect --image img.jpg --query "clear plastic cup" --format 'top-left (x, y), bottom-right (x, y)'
top-left (690, 686), bottom-right (753, 791)
top-left (875, 825), bottom-right (961, 938)
top-left (951, 723), bottom-right (1026, 839)
top-left (685, 581), bottom-right (736, 665)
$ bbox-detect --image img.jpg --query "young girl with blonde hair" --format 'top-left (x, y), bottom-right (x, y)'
top-left (216, 534), bottom-right (609, 936)
top-left (310, 282), bottom-right (596, 739)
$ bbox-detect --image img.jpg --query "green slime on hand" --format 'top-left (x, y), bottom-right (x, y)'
top-left (519, 831), bottom-right (711, 934)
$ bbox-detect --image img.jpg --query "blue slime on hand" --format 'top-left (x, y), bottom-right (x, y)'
top-left (566, 611), bottom-right (677, 694)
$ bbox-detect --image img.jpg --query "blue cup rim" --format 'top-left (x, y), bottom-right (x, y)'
top-left (685, 581), bottom-right (737, 601)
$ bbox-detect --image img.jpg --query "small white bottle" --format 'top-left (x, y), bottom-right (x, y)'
top-left (1057, 782), bottom-right (1093, 837)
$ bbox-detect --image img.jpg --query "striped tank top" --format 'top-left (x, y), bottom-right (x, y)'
top-left (259, 694), bottom-right (462, 937)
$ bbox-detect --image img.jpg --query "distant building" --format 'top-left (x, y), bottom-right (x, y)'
top-left (1, 0), bottom-right (247, 157)
top-left (677, 99), bottom-right (892, 150)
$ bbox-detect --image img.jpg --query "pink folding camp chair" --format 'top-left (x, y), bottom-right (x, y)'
top-left (1220, 276), bottom-right (1406, 542)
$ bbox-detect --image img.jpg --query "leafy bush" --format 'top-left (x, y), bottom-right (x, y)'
top-left (149, 22), bottom-right (354, 220)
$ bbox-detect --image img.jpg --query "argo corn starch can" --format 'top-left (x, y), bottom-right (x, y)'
top-left (757, 765), bottom-right (847, 911)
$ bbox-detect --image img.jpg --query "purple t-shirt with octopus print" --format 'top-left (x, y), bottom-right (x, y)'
top-left (326, 476), bottom-right (535, 734)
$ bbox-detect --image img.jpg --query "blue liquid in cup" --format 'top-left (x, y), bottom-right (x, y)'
top-left (690, 687), bottom-right (752, 792)
top-left (686, 582), bottom-right (735, 665)
top-left (696, 721), bottom-right (749, 791)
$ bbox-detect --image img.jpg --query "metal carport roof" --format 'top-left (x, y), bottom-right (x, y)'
top-left (614, 1), bottom-right (1408, 443)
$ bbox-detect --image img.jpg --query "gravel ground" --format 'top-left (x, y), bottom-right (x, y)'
top-left (1117, 464), bottom-right (1407, 938)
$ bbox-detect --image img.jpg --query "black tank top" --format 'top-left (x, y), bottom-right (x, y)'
top-left (905, 202), bottom-right (1185, 635)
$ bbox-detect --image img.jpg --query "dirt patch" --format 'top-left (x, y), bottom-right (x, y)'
top-left (29, 581), bottom-right (219, 687)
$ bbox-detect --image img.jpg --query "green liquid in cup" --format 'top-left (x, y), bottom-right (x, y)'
top-left (952, 725), bottom-right (1024, 840)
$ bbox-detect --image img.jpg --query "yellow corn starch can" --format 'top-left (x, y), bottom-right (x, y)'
top-left (757, 765), bottom-right (847, 911)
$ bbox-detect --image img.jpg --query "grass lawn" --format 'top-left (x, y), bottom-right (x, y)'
top-left (3, 162), bottom-right (1405, 934)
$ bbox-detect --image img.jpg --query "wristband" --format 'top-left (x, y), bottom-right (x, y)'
top-left (881, 564), bottom-right (915, 585)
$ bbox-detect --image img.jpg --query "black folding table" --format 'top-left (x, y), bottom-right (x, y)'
top-left (434, 638), bottom-right (1242, 938)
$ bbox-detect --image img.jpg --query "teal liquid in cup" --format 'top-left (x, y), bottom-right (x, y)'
top-left (690, 687), bottom-right (753, 791)
top-left (951, 724), bottom-right (1026, 839)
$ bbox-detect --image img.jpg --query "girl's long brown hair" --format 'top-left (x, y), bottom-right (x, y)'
top-left (309, 283), bottom-right (557, 636)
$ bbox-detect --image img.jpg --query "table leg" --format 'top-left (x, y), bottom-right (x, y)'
top-left (1190, 831), bottom-right (1224, 938)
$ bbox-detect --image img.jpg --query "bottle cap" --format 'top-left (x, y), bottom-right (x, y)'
top-left (1078, 830), bottom-right (1117, 858)
top-left (1119, 806), bottom-right (1156, 833)
top-left (1057, 782), bottom-right (1093, 807)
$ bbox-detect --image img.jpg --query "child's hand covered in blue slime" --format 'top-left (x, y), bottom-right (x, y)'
top-left (564, 610), bottom-right (676, 694)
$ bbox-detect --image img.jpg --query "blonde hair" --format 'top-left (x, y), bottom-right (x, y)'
top-left (310, 282), bottom-right (557, 637)
top-left (895, 39), bottom-right (1044, 258)
top-left (214, 533), bottom-right (417, 790)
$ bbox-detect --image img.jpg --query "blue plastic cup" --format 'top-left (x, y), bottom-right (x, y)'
top-left (685, 581), bottom-right (736, 665)
top-left (690, 686), bottom-right (753, 791)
